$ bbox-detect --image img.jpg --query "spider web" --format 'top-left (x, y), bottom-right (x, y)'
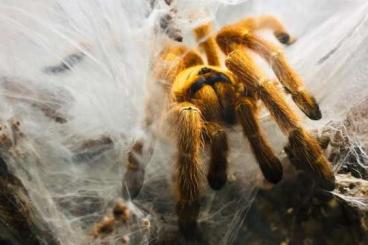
top-left (0, 0), bottom-right (367, 244)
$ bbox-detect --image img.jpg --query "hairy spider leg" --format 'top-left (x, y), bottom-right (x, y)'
top-left (123, 43), bottom-right (204, 199)
top-left (172, 66), bottom-right (234, 191)
top-left (169, 102), bottom-right (204, 226)
top-left (236, 96), bottom-right (283, 183)
top-left (239, 15), bottom-right (296, 45)
top-left (226, 47), bottom-right (300, 133)
top-left (216, 23), bottom-right (322, 120)
top-left (285, 127), bottom-right (335, 188)
top-left (203, 122), bottom-right (229, 190)
top-left (193, 22), bottom-right (222, 66)
top-left (226, 49), bottom-right (335, 190)
top-left (245, 35), bottom-right (321, 120)
top-left (171, 64), bottom-right (236, 228)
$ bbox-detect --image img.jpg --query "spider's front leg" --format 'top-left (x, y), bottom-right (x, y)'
top-left (217, 18), bottom-right (321, 120)
top-left (123, 43), bottom-right (204, 200)
top-left (226, 49), bottom-right (335, 190)
top-left (248, 36), bottom-right (322, 120)
top-left (170, 102), bottom-right (204, 228)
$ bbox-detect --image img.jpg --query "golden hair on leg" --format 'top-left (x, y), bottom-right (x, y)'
top-left (241, 34), bottom-right (321, 120)
top-left (239, 15), bottom-right (296, 45)
top-left (203, 122), bottom-right (229, 190)
top-left (193, 22), bottom-right (221, 66)
top-left (258, 81), bottom-right (301, 133)
top-left (124, 45), bottom-right (205, 200)
top-left (170, 102), bottom-right (204, 224)
top-left (226, 49), bottom-right (334, 189)
top-left (225, 49), bottom-right (300, 133)
top-left (216, 24), bottom-right (321, 120)
top-left (132, 13), bottom-right (336, 230)
top-left (286, 127), bottom-right (335, 190)
top-left (236, 96), bottom-right (282, 183)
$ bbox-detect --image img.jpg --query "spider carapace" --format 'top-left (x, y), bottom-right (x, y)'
top-left (123, 15), bottom-right (335, 231)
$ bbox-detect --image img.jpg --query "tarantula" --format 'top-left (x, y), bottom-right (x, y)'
top-left (123, 15), bottom-right (336, 229)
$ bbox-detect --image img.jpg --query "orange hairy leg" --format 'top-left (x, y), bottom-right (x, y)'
top-left (203, 122), bottom-right (229, 190)
top-left (240, 15), bottom-right (296, 45)
top-left (124, 12), bottom-right (337, 236)
top-left (170, 102), bottom-right (204, 226)
top-left (216, 23), bottom-right (321, 120)
top-left (285, 128), bottom-right (336, 190)
top-left (244, 35), bottom-right (321, 120)
top-left (236, 96), bottom-right (283, 184)
top-left (169, 65), bottom-right (236, 231)
top-left (226, 49), bottom-right (300, 133)
top-left (193, 22), bottom-right (221, 66)
top-left (171, 65), bottom-right (236, 192)
top-left (123, 43), bottom-right (204, 199)
top-left (226, 49), bottom-right (335, 190)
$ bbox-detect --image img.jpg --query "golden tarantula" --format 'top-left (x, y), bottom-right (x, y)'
top-left (123, 15), bottom-right (336, 229)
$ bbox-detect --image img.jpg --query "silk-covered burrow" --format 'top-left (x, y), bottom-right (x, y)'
top-left (0, 0), bottom-right (367, 244)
